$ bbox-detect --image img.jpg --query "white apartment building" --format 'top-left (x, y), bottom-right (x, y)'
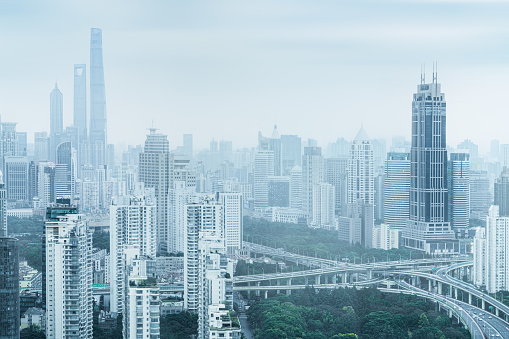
top-left (217, 192), bottom-right (243, 255)
top-left (372, 223), bottom-right (399, 250)
top-left (168, 181), bottom-right (196, 253)
top-left (311, 183), bottom-right (335, 230)
top-left (271, 207), bottom-right (307, 224)
top-left (110, 195), bottom-right (156, 315)
top-left (45, 213), bottom-right (92, 339)
top-left (289, 165), bottom-right (302, 210)
top-left (473, 227), bottom-right (486, 287)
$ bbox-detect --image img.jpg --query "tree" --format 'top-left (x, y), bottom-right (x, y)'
top-left (20, 324), bottom-right (45, 339)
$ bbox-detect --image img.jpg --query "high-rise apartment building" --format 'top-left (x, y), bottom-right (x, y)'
top-left (289, 165), bottom-right (302, 210)
top-left (45, 213), bottom-right (92, 339)
top-left (347, 126), bottom-right (374, 205)
top-left (184, 198), bottom-right (223, 312)
top-left (168, 181), bottom-right (196, 253)
top-left (474, 206), bottom-right (509, 293)
top-left (383, 152), bottom-right (410, 230)
top-left (55, 142), bottom-right (77, 200)
top-left (448, 152), bottom-right (470, 236)
top-left (494, 167), bottom-right (509, 217)
top-left (402, 77), bottom-right (457, 254)
top-left (139, 128), bottom-right (174, 251)
top-left (50, 83), bottom-right (63, 162)
top-left (90, 28), bottom-right (107, 168)
top-left (311, 182), bottom-right (335, 230)
top-left (253, 150), bottom-right (274, 211)
top-left (269, 125), bottom-right (282, 176)
top-left (0, 237), bottom-right (19, 339)
top-left (302, 147), bottom-right (323, 218)
top-left (109, 194), bottom-right (156, 315)
top-left (217, 192), bottom-right (243, 255)
top-left (325, 157), bottom-right (348, 216)
top-left (470, 170), bottom-right (492, 220)
top-left (0, 178), bottom-right (6, 236)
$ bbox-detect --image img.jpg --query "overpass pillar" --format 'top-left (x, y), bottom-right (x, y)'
top-left (316, 275), bottom-right (321, 285)
top-left (482, 299), bottom-right (486, 310)
top-left (305, 277), bottom-right (309, 285)
top-left (454, 287), bottom-right (458, 300)
top-left (264, 290), bottom-right (268, 299)
top-left (286, 278), bottom-right (292, 295)
top-left (256, 282), bottom-right (260, 297)
top-left (448, 308), bottom-right (452, 318)
top-left (496, 307), bottom-right (499, 317)
top-left (438, 282), bottom-right (442, 295)
top-left (342, 272), bottom-right (347, 284)
top-left (428, 279), bottom-right (432, 292)
top-left (325, 275), bottom-right (329, 284)
top-left (468, 293), bottom-right (472, 305)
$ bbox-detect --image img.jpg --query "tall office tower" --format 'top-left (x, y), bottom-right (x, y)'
top-left (217, 192), bottom-right (243, 255)
top-left (49, 83), bottom-right (63, 162)
top-left (0, 176), bottom-right (6, 236)
top-left (109, 195), bottom-right (156, 315)
top-left (184, 198), bottom-right (223, 312)
top-left (473, 226), bottom-right (486, 287)
top-left (326, 138), bottom-right (350, 158)
top-left (495, 167), bottom-right (509, 216)
top-left (475, 206), bottom-right (509, 293)
top-left (73, 64), bottom-right (87, 142)
top-left (302, 147), bottom-right (323, 218)
top-left (43, 199), bottom-right (78, 312)
top-left (267, 176), bottom-right (290, 207)
top-left (90, 28), bottom-right (107, 168)
top-left (281, 134), bottom-right (301, 175)
top-left (448, 153), bottom-right (470, 237)
top-left (29, 161), bottom-right (56, 209)
top-left (325, 158), bottom-right (348, 216)
top-left (457, 139), bottom-right (478, 159)
top-left (501, 144), bottom-right (509, 168)
top-left (16, 132), bottom-right (27, 156)
top-left (210, 139), bottom-right (218, 152)
top-left (253, 150), bottom-right (274, 211)
top-left (139, 128), bottom-right (174, 251)
top-left (183, 134), bottom-right (193, 158)
top-left (289, 165), bottom-right (302, 209)
top-left (1, 122), bottom-right (18, 166)
top-left (45, 213), bottom-right (92, 339)
top-left (55, 142), bottom-right (77, 200)
top-left (338, 202), bottom-right (373, 246)
top-left (383, 152), bottom-right (410, 230)
top-left (124, 257), bottom-right (160, 339)
top-left (4, 156), bottom-right (28, 205)
top-left (372, 138), bottom-right (387, 169)
top-left (0, 237), bottom-right (19, 338)
top-left (470, 170), bottom-right (492, 220)
top-left (374, 174), bottom-right (383, 221)
top-left (168, 181), bottom-right (197, 253)
top-left (269, 125), bottom-right (282, 176)
top-left (311, 182), bottom-right (335, 230)
top-left (402, 77), bottom-right (457, 254)
top-left (34, 131), bottom-right (50, 161)
top-left (491, 139), bottom-right (500, 160)
top-left (197, 235), bottom-right (235, 339)
top-left (348, 126), bottom-right (374, 205)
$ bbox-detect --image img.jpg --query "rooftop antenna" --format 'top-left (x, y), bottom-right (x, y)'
top-left (434, 61), bottom-right (438, 84)
top-left (420, 63), bottom-right (424, 85)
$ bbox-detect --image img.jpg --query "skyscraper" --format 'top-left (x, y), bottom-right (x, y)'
top-left (45, 213), bottom-right (92, 339)
top-left (217, 192), bottom-right (243, 255)
top-left (253, 150), bottom-right (274, 211)
top-left (325, 157), bottom-right (348, 216)
top-left (494, 167), bottom-right (509, 217)
top-left (289, 165), bottom-right (302, 210)
top-left (448, 152), bottom-right (470, 237)
top-left (55, 142), bottom-right (77, 200)
top-left (269, 125), bottom-right (282, 176)
top-left (0, 176), bottom-right (6, 236)
top-left (281, 134), bottom-right (301, 175)
top-left (402, 76), bottom-right (457, 254)
top-left (50, 83), bottom-right (63, 162)
top-left (139, 128), bottom-right (173, 251)
top-left (109, 194), bottom-right (156, 315)
top-left (90, 28), bottom-right (107, 168)
top-left (74, 64), bottom-right (87, 142)
top-left (0, 237), bottom-right (19, 339)
top-left (383, 152), bottom-right (410, 230)
top-left (311, 182), bottom-right (335, 230)
top-left (302, 146), bottom-right (323, 218)
top-left (4, 156), bottom-right (28, 205)
top-left (183, 134), bottom-right (193, 158)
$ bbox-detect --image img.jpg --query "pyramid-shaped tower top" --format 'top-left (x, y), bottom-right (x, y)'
top-left (354, 124), bottom-right (370, 141)
top-left (271, 124), bottom-right (280, 139)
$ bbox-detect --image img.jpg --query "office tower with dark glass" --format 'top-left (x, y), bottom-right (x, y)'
top-left (402, 76), bottom-right (458, 254)
top-left (0, 237), bottom-right (19, 339)
top-left (90, 28), bottom-right (107, 168)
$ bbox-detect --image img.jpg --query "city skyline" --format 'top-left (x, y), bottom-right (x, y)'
top-left (1, 1), bottom-right (509, 151)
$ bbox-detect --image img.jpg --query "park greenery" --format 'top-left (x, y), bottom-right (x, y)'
top-left (247, 287), bottom-right (470, 339)
top-left (243, 217), bottom-right (426, 263)
top-left (160, 312), bottom-right (198, 339)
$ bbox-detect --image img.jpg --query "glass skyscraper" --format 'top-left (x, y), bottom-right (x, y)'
top-left (402, 76), bottom-right (458, 254)
top-left (90, 28), bottom-right (107, 168)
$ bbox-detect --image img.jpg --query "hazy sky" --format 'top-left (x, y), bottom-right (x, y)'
top-left (1, 0), bottom-right (509, 153)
